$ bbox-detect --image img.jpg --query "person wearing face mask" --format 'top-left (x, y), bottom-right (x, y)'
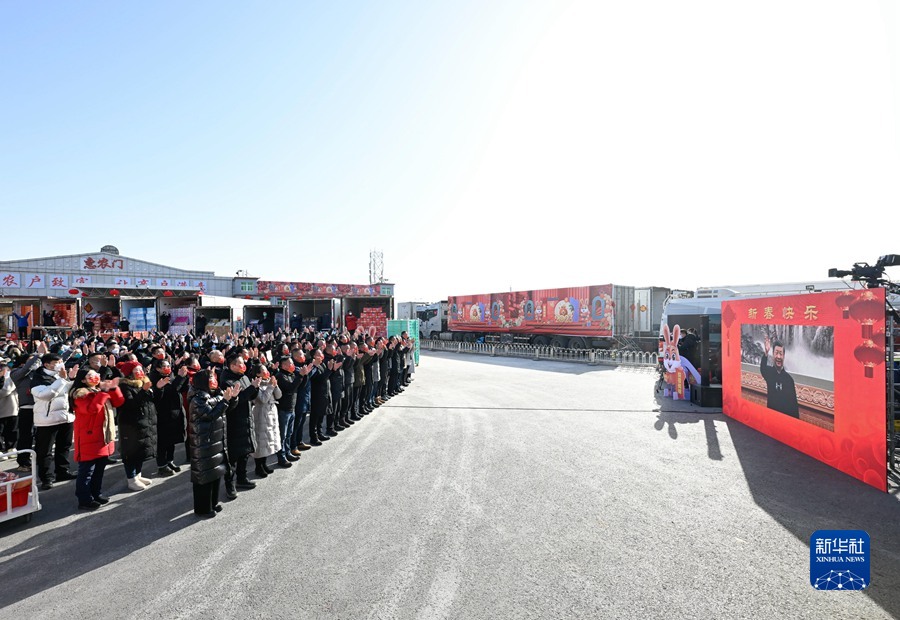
top-left (71, 370), bottom-right (124, 510)
top-left (31, 353), bottom-right (79, 490)
top-left (220, 354), bottom-right (261, 492)
top-left (149, 359), bottom-right (189, 477)
top-left (274, 355), bottom-right (307, 464)
top-left (249, 363), bottom-right (282, 478)
top-left (116, 361), bottom-right (158, 491)
top-left (189, 370), bottom-right (237, 517)
top-left (0, 358), bottom-right (19, 455)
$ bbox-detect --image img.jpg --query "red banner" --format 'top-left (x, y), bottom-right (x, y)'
top-left (722, 289), bottom-right (886, 491)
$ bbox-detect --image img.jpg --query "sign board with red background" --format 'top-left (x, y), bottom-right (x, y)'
top-left (722, 289), bottom-right (887, 491)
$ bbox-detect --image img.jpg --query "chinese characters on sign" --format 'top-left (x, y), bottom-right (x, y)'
top-left (81, 256), bottom-right (126, 270)
top-left (49, 275), bottom-right (68, 289)
top-left (24, 273), bottom-right (44, 289)
top-left (810, 530), bottom-right (870, 590)
top-left (748, 304), bottom-right (817, 321)
top-left (0, 273), bottom-right (20, 288)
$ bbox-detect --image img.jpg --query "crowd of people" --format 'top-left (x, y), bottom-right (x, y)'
top-left (0, 325), bottom-right (417, 518)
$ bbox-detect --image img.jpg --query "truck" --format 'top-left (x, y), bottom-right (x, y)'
top-left (444, 284), bottom-right (670, 350)
top-left (398, 301), bottom-right (449, 340)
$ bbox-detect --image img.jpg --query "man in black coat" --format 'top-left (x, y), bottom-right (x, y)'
top-left (339, 340), bottom-right (357, 426)
top-left (220, 354), bottom-right (261, 491)
top-left (324, 343), bottom-right (344, 436)
top-left (760, 336), bottom-right (799, 418)
top-left (274, 355), bottom-right (307, 466)
top-left (307, 349), bottom-right (332, 446)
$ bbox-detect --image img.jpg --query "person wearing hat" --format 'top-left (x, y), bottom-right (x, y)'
top-left (116, 361), bottom-right (157, 491)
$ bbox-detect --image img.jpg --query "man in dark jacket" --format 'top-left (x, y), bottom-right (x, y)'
top-left (12, 347), bottom-right (43, 471)
top-left (220, 354), bottom-right (261, 491)
top-left (290, 349), bottom-right (313, 456)
top-left (339, 340), bottom-right (356, 427)
top-left (274, 355), bottom-right (305, 466)
top-left (760, 336), bottom-right (800, 417)
top-left (307, 349), bottom-right (332, 446)
top-left (324, 343), bottom-right (344, 436)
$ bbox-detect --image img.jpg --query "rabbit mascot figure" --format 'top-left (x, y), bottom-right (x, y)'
top-left (662, 324), bottom-right (688, 400)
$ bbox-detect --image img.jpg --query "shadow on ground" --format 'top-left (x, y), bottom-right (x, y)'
top-left (724, 417), bottom-right (900, 615)
top-left (0, 461), bottom-right (199, 606)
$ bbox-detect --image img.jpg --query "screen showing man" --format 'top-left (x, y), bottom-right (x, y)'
top-left (760, 336), bottom-right (799, 417)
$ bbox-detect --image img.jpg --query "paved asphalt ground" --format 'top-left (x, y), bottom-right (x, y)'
top-left (2, 351), bottom-right (899, 619)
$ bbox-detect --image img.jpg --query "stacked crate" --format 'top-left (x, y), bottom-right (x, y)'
top-left (358, 307), bottom-right (388, 338)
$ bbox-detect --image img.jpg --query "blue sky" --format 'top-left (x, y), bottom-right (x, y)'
top-left (4, 1), bottom-right (900, 302)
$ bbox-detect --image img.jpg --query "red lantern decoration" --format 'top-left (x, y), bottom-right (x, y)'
top-left (263, 295), bottom-right (270, 300)
top-left (68, 288), bottom-right (79, 295)
top-left (163, 290), bottom-right (174, 297)
top-left (722, 304), bottom-right (736, 356)
top-left (81, 292), bottom-right (88, 297)
top-left (849, 291), bottom-right (884, 339)
top-left (854, 340), bottom-right (884, 378)
top-left (109, 289), bottom-right (120, 297)
top-left (834, 292), bottom-right (856, 319)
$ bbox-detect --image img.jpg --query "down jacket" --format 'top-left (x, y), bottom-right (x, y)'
top-left (188, 387), bottom-right (228, 485)
top-left (31, 369), bottom-right (74, 427)
top-left (0, 373), bottom-right (17, 419)
top-left (118, 379), bottom-right (158, 462)
top-left (220, 369), bottom-right (259, 460)
top-left (250, 382), bottom-right (282, 459)
top-left (73, 387), bottom-right (125, 462)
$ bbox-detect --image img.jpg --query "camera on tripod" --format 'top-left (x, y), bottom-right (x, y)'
top-left (829, 255), bottom-right (900, 287)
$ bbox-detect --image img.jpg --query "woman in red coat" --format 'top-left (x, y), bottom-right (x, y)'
top-left (72, 369), bottom-right (124, 510)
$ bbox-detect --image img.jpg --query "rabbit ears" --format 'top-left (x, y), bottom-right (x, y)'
top-left (663, 324), bottom-right (681, 345)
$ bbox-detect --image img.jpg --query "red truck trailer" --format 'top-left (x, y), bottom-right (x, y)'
top-left (448, 284), bottom-right (648, 349)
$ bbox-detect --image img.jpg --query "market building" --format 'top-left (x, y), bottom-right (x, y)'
top-left (0, 246), bottom-right (395, 339)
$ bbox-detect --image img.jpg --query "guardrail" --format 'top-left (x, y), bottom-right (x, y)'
top-left (420, 339), bottom-right (657, 367)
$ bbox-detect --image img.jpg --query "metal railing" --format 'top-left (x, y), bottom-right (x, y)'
top-left (420, 339), bottom-right (657, 367)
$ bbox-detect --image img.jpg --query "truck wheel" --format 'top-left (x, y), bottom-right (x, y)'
top-left (429, 332), bottom-right (439, 340)
top-left (568, 337), bottom-right (586, 350)
top-left (532, 336), bottom-right (550, 346)
top-left (549, 336), bottom-right (569, 348)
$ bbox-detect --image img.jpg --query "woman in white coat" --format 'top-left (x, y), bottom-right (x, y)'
top-left (250, 363), bottom-right (281, 478)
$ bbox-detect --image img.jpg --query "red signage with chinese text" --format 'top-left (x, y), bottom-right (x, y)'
top-left (722, 289), bottom-right (887, 491)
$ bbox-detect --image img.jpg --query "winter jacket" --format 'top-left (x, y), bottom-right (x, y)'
top-left (250, 382), bottom-right (282, 459)
top-left (275, 368), bottom-right (305, 412)
top-left (0, 374), bottom-right (17, 419)
top-left (31, 369), bottom-right (74, 427)
top-left (118, 379), bottom-right (158, 462)
top-left (12, 353), bottom-right (41, 410)
top-left (188, 390), bottom-right (228, 485)
top-left (73, 387), bottom-right (125, 462)
top-left (220, 369), bottom-right (258, 459)
top-left (342, 355), bottom-right (355, 391)
top-left (150, 371), bottom-right (188, 447)
top-left (309, 363), bottom-right (332, 412)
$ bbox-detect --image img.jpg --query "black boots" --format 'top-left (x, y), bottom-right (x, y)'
top-left (254, 457), bottom-right (269, 478)
top-left (224, 478), bottom-right (238, 500)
